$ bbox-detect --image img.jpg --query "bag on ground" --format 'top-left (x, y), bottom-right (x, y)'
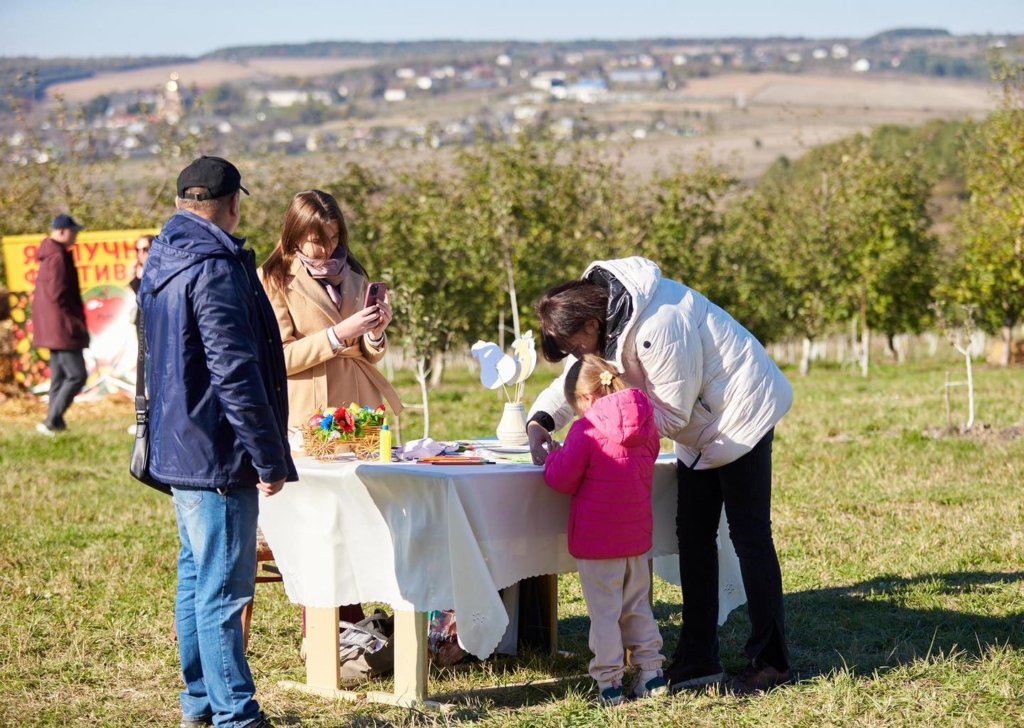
top-left (427, 609), bottom-right (466, 667)
top-left (339, 610), bottom-right (394, 684)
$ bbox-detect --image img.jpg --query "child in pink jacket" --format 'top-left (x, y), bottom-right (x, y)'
top-left (544, 354), bottom-right (667, 705)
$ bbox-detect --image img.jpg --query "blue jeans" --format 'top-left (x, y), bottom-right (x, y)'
top-left (172, 486), bottom-right (262, 728)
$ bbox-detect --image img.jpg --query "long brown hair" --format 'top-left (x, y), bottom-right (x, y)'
top-left (261, 189), bottom-right (367, 291)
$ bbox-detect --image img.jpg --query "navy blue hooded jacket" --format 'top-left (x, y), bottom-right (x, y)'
top-left (139, 210), bottom-right (297, 489)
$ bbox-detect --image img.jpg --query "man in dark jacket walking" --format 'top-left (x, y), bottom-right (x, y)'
top-left (139, 156), bottom-right (296, 728)
top-left (31, 214), bottom-right (89, 436)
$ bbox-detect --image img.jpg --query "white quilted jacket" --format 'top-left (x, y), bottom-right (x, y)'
top-left (529, 257), bottom-right (793, 469)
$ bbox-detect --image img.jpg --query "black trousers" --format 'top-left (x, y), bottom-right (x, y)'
top-left (674, 428), bottom-right (789, 671)
top-left (45, 349), bottom-right (87, 430)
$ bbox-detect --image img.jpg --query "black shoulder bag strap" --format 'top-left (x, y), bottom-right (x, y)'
top-left (130, 304), bottom-right (172, 496)
top-left (135, 305), bottom-right (146, 414)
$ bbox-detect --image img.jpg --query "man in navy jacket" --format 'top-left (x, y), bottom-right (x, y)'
top-left (139, 156), bottom-right (295, 728)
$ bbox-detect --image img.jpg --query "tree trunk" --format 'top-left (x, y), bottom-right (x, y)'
top-left (850, 317), bottom-right (859, 368)
top-left (498, 309), bottom-right (505, 351)
top-left (860, 321), bottom-right (870, 378)
top-left (504, 252), bottom-right (521, 341)
top-left (429, 347), bottom-right (445, 389)
top-left (415, 357), bottom-right (430, 440)
top-left (391, 413), bottom-right (403, 447)
top-left (799, 337), bottom-right (812, 377)
top-left (964, 347), bottom-right (975, 432)
top-left (884, 334), bottom-right (897, 362)
top-left (1003, 324), bottom-right (1013, 367)
top-left (894, 334), bottom-right (908, 364)
top-left (944, 371), bottom-right (952, 432)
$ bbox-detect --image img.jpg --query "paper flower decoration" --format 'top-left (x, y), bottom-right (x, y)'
top-left (306, 403), bottom-right (386, 442)
top-left (471, 331), bottom-right (537, 403)
top-left (470, 341), bottom-right (519, 391)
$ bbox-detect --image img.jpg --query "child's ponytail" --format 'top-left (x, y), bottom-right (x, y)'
top-left (564, 354), bottom-right (627, 412)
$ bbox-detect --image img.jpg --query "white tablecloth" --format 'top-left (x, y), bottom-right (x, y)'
top-left (259, 454), bottom-right (746, 659)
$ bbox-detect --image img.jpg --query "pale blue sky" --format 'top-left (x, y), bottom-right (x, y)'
top-left (0, 0), bottom-right (1021, 58)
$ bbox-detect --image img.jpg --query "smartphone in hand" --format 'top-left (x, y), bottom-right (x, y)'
top-left (363, 281), bottom-right (388, 309)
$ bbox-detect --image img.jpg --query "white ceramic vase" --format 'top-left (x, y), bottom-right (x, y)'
top-left (496, 402), bottom-right (529, 447)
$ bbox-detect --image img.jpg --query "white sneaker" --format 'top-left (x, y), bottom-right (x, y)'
top-left (36, 423), bottom-right (57, 437)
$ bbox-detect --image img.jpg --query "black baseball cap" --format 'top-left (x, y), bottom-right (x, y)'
top-left (51, 214), bottom-right (84, 231)
top-left (176, 156), bottom-right (250, 201)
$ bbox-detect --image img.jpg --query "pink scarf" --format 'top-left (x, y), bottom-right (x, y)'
top-left (296, 249), bottom-right (348, 310)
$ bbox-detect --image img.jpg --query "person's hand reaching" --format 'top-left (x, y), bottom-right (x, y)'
top-left (528, 421), bottom-right (553, 466)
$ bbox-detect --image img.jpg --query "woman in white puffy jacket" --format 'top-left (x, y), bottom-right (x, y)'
top-left (527, 257), bottom-right (793, 694)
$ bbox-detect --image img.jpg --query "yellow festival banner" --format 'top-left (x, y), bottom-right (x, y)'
top-left (3, 228), bottom-right (159, 392)
top-left (3, 228), bottom-right (159, 293)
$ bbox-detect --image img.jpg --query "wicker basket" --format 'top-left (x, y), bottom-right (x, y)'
top-left (302, 425), bottom-right (382, 462)
top-left (353, 426), bottom-right (382, 460)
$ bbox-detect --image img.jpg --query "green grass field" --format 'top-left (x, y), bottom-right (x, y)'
top-left (1, 359), bottom-right (1022, 727)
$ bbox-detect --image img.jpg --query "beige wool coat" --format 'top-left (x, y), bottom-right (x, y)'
top-left (259, 257), bottom-right (404, 429)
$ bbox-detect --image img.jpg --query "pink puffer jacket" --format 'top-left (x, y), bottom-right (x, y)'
top-left (543, 388), bottom-right (661, 560)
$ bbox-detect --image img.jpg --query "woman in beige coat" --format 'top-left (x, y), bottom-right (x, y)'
top-left (259, 189), bottom-right (404, 430)
top-left (260, 189), bottom-right (403, 625)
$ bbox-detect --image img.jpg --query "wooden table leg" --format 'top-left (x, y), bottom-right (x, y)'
top-left (284, 607), bottom-right (436, 708)
top-left (364, 609), bottom-right (428, 706)
top-left (305, 606), bottom-right (341, 691)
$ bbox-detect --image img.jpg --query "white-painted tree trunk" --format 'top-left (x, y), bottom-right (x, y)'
top-left (505, 255), bottom-right (521, 341)
top-left (964, 347), bottom-right (975, 431)
top-left (850, 317), bottom-right (859, 366)
top-left (860, 324), bottom-right (870, 378)
top-left (944, 371), bottom-right (952, 431)
top-left (894, 334), bottom-right (908, 364)
top-left (415, 357), bottom-right (431, 439)
top-left (429, 348), bottom-right (445, 389)
top-left (949, 341), bottom-right (976, 432)
top-left (799, 337), bottom-right (812, 377)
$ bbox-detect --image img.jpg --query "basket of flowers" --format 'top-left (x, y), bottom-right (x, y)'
top-left (302, 403), bottom-right (387, 461)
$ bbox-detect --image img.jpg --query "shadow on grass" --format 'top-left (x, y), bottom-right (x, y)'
top-left (549, 570), bottom-right (1024, 681)
top-left (782, 570), bottom-right (1024, 679)
top-left (278, 571), bottom-right (1024, 725)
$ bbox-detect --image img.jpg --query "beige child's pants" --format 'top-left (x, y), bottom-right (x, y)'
top-left (576, 555), bottom-right (665, 684)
